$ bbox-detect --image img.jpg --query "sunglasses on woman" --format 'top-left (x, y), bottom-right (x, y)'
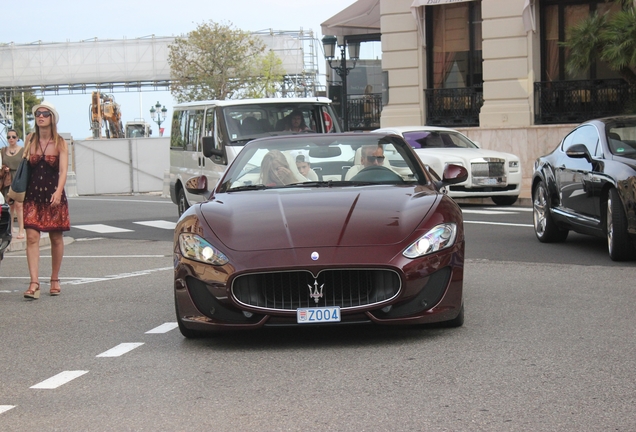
top-left (35, 110), bottom-right (52, 118)
top-left (7, 135), bottom-right (17, 139)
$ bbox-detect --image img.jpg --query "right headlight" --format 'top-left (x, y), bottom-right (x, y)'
top-left (403, 223), bottom-right (457, 258)
top-left (178, 233), bottom-right (229, 266)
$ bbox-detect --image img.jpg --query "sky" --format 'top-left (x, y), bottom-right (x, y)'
top-left (2, 0), bottom-right (380, 141)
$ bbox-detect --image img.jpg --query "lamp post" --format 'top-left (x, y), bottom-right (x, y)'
top-left (150, 101), bottom-right (168, 136)
top-left (322, 35), bottom-right (360, 131)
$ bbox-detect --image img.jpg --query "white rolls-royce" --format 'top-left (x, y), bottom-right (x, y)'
top-left (374, 126), bottom-right (521, 206)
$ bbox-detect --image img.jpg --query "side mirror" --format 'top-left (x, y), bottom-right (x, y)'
top-left (441, 164), bottom-right (468, 185)
top-left (566, 143), bottom-right (592, 162)
top-left (184, 175), bottom-right (209, 195)
top-left (202, 136), bottom-right (224, 159)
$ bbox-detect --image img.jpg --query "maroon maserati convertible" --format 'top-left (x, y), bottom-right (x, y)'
top-left (173, 133), bottom-right (468, 337)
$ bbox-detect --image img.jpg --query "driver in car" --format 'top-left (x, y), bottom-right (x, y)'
top-left (362, 145), bottom-right (385, 167)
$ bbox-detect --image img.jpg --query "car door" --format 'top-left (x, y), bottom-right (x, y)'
top-left (558, 125), bottom-right (602, 220)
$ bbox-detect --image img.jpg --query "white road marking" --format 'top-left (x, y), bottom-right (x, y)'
top-left (30, 371), bottom-right (89, 389)
top-left (0, 406), bottom-right (15, 415)
top-left (73, 224), bottom-right (133, 233)
top-left (146, 323), bottom-right (178, 334)
top-left (68, 197), bottom-right (172, 204)
top-left (5, 255), bottom-right (168, 259)
top-left (96, 343), bottom-right (144, 358)
top-left (65, 266), bottom-right (172, 285)
top-left (465, 220), bottom-right (533, 228)
top-left (462, 209), bottom-right (516, 215)
top-left (134, 220), bottom-right (177, 230)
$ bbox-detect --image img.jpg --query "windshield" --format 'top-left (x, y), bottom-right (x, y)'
top-left (402, 130), bottom-right (478, 149)
top-left (218, 134), bottom-right (426, 192)
top-left (607, 121), bottom-right (636, 158)
top-left (223, 103), bottom-right (339, 142)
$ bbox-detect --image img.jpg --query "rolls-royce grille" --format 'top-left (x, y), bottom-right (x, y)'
top-left (232, 269), bottom-right (401, 311)
top-left (471, 159), bottom-right (505, 177)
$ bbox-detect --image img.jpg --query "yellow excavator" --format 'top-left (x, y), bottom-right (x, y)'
top-left (89, 92), bottom-right (124, 138)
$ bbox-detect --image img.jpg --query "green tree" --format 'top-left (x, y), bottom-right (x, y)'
top-left (242, 50), bottom-right (286, 99)
top-left (7, 92), bottom-right (41, 138)
top-left (168, 21), bottom-right (270, 102)
top-left (563, 0), bottom-right (636, 86)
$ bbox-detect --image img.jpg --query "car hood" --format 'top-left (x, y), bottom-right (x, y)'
top-left (414, 148), bottom-right (518, 163)
top-left (199, 186), bottom-right (439, 251)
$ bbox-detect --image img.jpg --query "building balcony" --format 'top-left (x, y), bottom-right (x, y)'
top-left (534, 79), bottom-right (634, 125)
top-left (424, 87), bottom-right (483, 127)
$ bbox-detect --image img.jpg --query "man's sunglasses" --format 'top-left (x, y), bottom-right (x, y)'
top-left (35, 111), bottom-right (52, 118)
top-left (367, 155), bottom-right (385, 162)
top-left (7, 135), bottom-right (17, 139)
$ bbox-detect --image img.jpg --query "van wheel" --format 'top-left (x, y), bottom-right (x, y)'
top-left (177, 188), bottom-right (190, 217)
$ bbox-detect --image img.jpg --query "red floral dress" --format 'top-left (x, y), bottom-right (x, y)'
top-left (23, 153), bottom-right (70, 232)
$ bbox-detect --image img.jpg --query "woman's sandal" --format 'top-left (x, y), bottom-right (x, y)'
top-left (49, 279), bottom-right (61, 296)
top-left (24, 282), bottom-right (40, 299)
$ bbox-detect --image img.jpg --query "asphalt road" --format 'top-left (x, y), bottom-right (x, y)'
top-left (1, 196), bottom-right (634, 431)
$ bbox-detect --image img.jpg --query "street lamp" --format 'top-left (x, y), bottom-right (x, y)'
top-left (150, 101), bottom-right (168, 136)
top-left (322, 35), bottom-right (360, 131)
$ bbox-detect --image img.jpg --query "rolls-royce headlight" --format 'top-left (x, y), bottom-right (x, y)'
top-left (509, 160), bottom-right (520, 172)
top-left (178, 233), bottom-right (229, 265)
top-left (403, 223), bottom-right (457, 258)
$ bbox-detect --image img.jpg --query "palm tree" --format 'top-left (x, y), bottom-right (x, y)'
top-left (563, 1), bottom-right (636, 87)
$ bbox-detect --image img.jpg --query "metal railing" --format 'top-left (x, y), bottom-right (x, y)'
top-left (534, 79), bottom-right (635, 124)
top-left (424, 87), bottom-right (483, 127)
top-left (347, 94), bottom-right (382, 131)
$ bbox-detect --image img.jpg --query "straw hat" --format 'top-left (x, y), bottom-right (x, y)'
top-left (32, 101), bottom-right (59, 124)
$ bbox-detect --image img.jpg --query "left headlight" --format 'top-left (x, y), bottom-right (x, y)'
top-left (509, 160), bottom-right (520, 172)
top-left (178, 233), bottom-right (229, 266)
top-left (403, 223), bottom-right (458, 258)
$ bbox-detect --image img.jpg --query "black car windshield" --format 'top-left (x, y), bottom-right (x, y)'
top-left (607, 122), bottom-right (636, 158)
top-left (219, 134), bottom-right (425, 192)
top-left (402, 130), bottom-right (478, 149)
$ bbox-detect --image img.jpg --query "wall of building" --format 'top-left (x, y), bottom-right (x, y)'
top-left (379, 0), bottom-right (423, 127)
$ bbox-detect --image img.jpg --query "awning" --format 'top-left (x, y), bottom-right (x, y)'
top-left (321, 0), bottom-right (381, 37)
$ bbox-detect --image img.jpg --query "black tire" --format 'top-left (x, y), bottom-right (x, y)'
top-left (175, 292), bottom-right (207, 339)
top-left (441, 304), bottom-right (464, 328)
top-left (606, 188), bottom-right (636, 261)
top-left (177, 187), bottom-right (190, 217)
top-left (533, 180), bottom-right (568, 243)
top-left (491, 195), bottom-right (518, 206)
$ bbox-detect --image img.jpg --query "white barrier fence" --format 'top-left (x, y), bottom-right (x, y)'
top-left (70, 137), bottom-right (170, 195)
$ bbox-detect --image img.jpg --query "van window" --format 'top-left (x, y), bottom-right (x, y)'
top-left (170, 110), bottom-right (188, 149)
top-left (186, 109), bottom-right (204, 152)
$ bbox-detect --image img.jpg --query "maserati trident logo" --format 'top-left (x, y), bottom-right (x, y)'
top-left (308, 279), bottom-right (324, 304)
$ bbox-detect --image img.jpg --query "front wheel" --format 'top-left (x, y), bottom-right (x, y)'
top-left (606, 188), bottom-right (636, 261)
top-left (533, 180), bottom-right (568, 242)
top-left (177, 187), bottom-right (190, 217)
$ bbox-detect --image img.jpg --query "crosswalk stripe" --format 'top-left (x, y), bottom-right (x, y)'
top-left (134, 220), bottom-right (177, 230)
top-left (30, 371), bottom-right (89, 389)
top-left (74, 224), bottom-right (133, 233)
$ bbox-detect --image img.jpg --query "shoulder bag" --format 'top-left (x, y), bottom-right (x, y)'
top-left (7, 157), bottom-right (31, 203)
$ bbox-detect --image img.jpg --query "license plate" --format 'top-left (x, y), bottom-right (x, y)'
top-left (297, 307), bottom-right (341, 324)
top-left (483, 178), bottom-right (498, 185)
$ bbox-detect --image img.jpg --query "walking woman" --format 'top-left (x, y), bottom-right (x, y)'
top-left (2, 129), bottom-right (26, 239)
top-left (22, 101), bottom-right (70, 299)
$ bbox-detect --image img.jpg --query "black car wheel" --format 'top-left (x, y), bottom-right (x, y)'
top-left (491, 195), bottom-right (518, 206)
top-left (441, 304), bottom-right (464, 328)
top-left (533, 180), bottom-right (568, 242)
top-left (177, 187), bottom-right (190, 217)
top-left (606, 188), bottom-right (635, 261)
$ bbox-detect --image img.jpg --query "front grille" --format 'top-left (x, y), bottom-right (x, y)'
top-left (232, 269), bottom-right (401, 311)
top-left (471, 158), bottom-right (505, 177)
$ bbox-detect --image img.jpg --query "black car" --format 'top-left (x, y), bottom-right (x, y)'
top-left (532, 116), bottom-right (636, 261)
top-left (0, 201), bottom-right (12, 266)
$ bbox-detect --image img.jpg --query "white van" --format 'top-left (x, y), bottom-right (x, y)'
top-left (169, 97), bottom-right (341, 215)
